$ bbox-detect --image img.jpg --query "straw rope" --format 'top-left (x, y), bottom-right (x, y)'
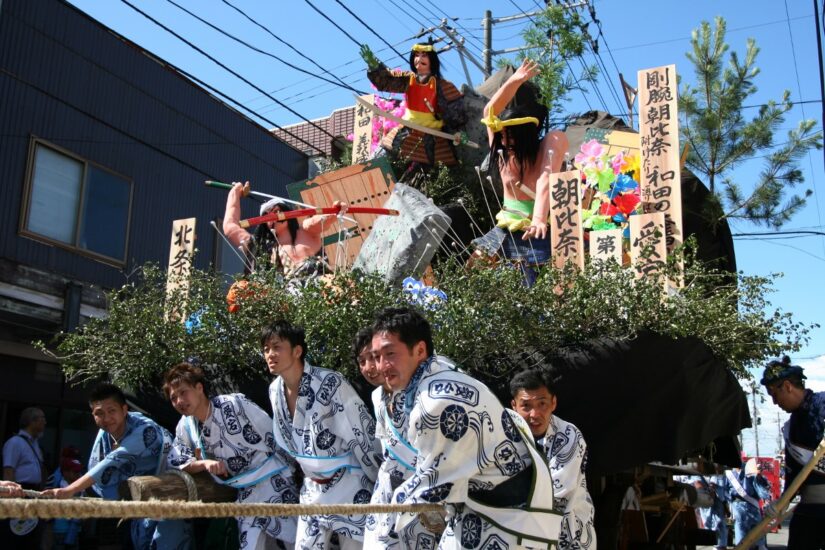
top-left (0, 498), bottom-right (443, 520)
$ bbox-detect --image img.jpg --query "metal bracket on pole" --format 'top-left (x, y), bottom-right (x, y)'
top-left (439, 21), bottom-right (488, 79)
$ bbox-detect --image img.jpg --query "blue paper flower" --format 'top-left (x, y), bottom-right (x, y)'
top-left (185, 308), bottom-right (206, 334)
top-left (606, 173), bottom-right (638, 199)
top-left (402, 277), bottom-right (447, 310)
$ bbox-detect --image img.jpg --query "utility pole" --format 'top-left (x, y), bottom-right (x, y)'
top-left (481, 2), bottom-right (589, 78)
top-left (751, 383), bottom-right (760, 457)
top-left (776, 411), bottom-right (783, 455)
top-left (482, 10), bottom-right (492, 77)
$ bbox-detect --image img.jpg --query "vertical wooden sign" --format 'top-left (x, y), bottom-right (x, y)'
top-left (638, 65), bottom-right (683, 255)
top-left (166, 217), bottom-right (196, 321)
top-left (352, 94), bottom-right (374, 165)
top-left (549, 170), bottom-right (584, 269)
top-left (589, 229), bottom-right (623, 265)
top-left (630, 213), bottom-right (667, 286)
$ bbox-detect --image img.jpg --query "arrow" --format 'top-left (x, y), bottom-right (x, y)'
top-left (205, 180), bottom-right (317, 209)
top-left (354, 94), bottom-right (479, 149)
top-left (205, 180), bottom-right (358, 224)
top-left (239, 206), bottom-right (399, 229)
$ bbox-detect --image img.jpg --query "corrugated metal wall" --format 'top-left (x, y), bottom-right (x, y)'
top-left (0, 0), bottom-right (307, 288)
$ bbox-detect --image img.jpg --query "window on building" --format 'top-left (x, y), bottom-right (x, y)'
top-left (21, 140), bottom-right (132, 264)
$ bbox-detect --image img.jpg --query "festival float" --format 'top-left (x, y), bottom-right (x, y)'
top-left (38, 38), bottom-right (810, 550)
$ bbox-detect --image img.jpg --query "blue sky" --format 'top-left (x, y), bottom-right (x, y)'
top-left (65, 0), bottom-right (824, 455)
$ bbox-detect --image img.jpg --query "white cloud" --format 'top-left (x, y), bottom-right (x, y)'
top-left (800, 354), bottom-right (825, 392)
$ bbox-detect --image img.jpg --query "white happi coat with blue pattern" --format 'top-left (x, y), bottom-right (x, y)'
top-left (169, 393), bottom-right (298, 548)
top-left (269, 362), bottom-right (379, 548)
top-left (391, 356), bottom-right (562, 550)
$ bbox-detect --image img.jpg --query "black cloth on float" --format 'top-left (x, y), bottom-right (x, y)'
top-left (481, 331), bottom-right (750, 476)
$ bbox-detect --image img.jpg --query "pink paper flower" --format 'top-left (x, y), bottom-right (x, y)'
top-left (574, 139), bottom-right (604, 171)
top-left (611, 150), bottom-right (629, 175)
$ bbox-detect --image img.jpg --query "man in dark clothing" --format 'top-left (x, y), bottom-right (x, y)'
top-left (762, 356), bottom-right (825, 549)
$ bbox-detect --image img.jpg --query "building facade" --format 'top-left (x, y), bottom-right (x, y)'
top-left (0, 0), bottom-right (307, 472)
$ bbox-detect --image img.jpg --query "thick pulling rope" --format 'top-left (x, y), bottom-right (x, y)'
top-left (0, 499), bottom-right (443, 520)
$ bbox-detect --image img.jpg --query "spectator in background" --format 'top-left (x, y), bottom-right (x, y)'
top-left (1, 406), bottom-right (46, 548)
top-left (693, 475), bottom-right (729, 550)
top-left (3, 407), bottom-right (46, 488)
top-left (726, 459), bottom-right (771, 549)
top-left (44, 453), bottom-right (85, 549)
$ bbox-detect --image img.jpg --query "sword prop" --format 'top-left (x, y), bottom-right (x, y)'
top-left (205, 180), bottom-right (358, 223)
top-left (239, 206), bottom-right (399, 229)
top-left (353, 94), bottom-right (479, 149)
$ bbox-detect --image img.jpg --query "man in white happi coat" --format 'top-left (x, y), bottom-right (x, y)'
top-left (371, 306), bottom-right (561, 550)
top-left (510, 368), bottom-right (596, 550)
top-left (163, 362), bottom-right (298, 550)
top-left (263, 320), bottom-right (379, 549)
top-left (351, 327), bottom-right (441, 549)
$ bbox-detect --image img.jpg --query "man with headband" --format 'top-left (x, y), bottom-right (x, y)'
top-left (761, 356), bottom-right (825, 549)
top-left (473, 58), bottom-right (568, 286)
top-left (362, 39), bottom-right (466, 168)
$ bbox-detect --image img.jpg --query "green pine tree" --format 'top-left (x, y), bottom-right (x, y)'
top-left (680, 16), bottom-right (822, 228)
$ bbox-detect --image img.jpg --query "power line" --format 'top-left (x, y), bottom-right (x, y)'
top-left (386, 0), bottom-right (432, 36)
top-left (419, 0), bottom-right (487, 54)
top-left (243, 31), bottom-right (417, 109)
top-left (742, 99), bottom-right (823, 109)
top-left (0, 9), bottom-right (303, 179)
top-left (332, 0), bottom-right (406, 61)
top-left (250, 32), bottom-right (423, 113)
top-left (221, 0), bottom-right (365, 95)
top-left (582, 35), bottom-right (625, 121)
top-left (733, 237), bottom-right (825, 262)
top-left (609, 14), bottom-right (813, 52)
top-left (395, 0), bottom-right (440, 28)
top-left (732, 230), bottom-right (825, 237)
top-left (367, 0), bottom-right (418, 34)
top-left (584, 2), bottom-right (630, 124)
top-left (164, 0), bottom-right (366, 95)
top-left (302, 0), bottom-right (363, 49)
top-left (505, 0), bottom-right (594, 112)
top-left (119, 0), bottom-right (334, 154)
top-left (785, 0), bottom-right (825, 258)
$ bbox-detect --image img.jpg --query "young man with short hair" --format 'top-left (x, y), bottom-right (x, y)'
top-left (164, 362), bottom-right (298, 550)
top-left (352, 326), bottom-right (441, 549)
top-left (761, 357), bottom-right (825, 549)
top-left (510, 368), bottom-right (596, 550)
top-left (42, 383), bottom-right (191, 549)
top-left (371, 306), bottom-right (561, 549)
top-left (263, 320), bottom-right (378, 550)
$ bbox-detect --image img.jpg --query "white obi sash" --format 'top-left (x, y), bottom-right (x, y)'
top-left (270, 415), bottom-right (361, 479)
top-left (284, 451), bottom-right (361, 479)
top-left (725, 469), bottom-right (760, 508)
top-left (466, 415), bottom-right (562, 547)
top-left (186, 417), bottom-right (287, 489)
top-left (782, 421), bottom-right (825, 477)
